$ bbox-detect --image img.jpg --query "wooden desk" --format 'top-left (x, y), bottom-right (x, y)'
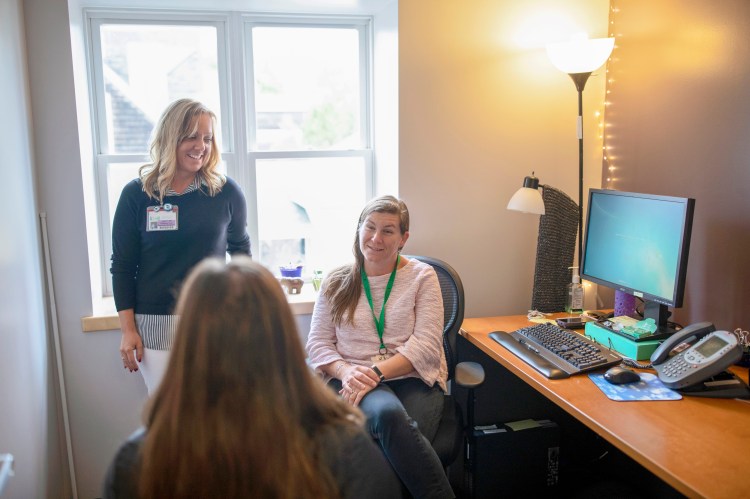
top-left (461, 315), bottom-right (750, 499)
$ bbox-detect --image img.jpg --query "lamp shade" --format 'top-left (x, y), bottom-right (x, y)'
top-left (546, 35), bottom-right (614, 74)
top-left (507, 175), bottom-right (545, 215)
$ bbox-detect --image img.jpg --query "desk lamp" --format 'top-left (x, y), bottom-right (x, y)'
top-left (545, 34), bottom-right (614, 270)
top-left (507, 173), bottom-right (545, 215)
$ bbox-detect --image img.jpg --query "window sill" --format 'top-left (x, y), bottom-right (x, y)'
top-left (81, 285), bottom-right (317, 333)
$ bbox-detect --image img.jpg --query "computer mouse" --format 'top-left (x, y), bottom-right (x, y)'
top-left (603, 366), bottom-right (641, 385)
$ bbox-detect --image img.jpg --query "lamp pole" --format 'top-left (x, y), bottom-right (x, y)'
top-left (568, 72), bottom-right (592, 272)
top-left (546, 35), bottom-right (614, 275)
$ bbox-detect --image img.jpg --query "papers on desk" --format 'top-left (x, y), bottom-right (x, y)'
top-left (588, 372), bottom-right (682, 401)
top-left (474, 419), bottom-right (556, 434)
top-left (530, 318), bottom-right (557, 325)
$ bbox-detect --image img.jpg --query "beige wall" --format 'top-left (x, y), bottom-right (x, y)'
top-left (400, 0), bottom-right (611, 317)
top-left (603, 0), bottom-right (750, 331)
top-left (401, 0), bottom-right (750, 332)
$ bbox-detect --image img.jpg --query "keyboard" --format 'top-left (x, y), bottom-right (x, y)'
top-left (490, 322), bottom-right (623, 379)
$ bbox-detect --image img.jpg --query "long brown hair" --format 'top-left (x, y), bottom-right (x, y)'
top-left (139, 98), bottom-right (225, 202)
top-left (324, 195), bottom-right (410, 326)
top-left (138, 257), bottom-right (363, 498)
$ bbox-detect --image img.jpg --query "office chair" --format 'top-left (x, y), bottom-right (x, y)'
top-left (406, 256), bottom-right (485, 473)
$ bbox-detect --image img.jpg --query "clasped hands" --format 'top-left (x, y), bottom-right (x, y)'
top-left (339, 364), bottom-right (380, 407)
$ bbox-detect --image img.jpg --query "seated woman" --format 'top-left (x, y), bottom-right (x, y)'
top-left (306, 195), bottom-right (453, 499)
top-left (103, 256), bottom-right (400, 499)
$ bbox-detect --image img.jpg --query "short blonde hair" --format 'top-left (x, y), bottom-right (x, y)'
top-left (139, 98), bottom-right (224, 202)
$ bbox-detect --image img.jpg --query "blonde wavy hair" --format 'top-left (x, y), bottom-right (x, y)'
top-left (139, 98), bottom-right (225, 202)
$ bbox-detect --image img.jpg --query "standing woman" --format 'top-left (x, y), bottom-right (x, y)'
top-left (110, 98), bottom-right (250, 394)
top-left (306, 195), bottom-right (454, 499)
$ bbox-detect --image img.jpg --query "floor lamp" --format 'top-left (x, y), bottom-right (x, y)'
top-left (545, 34), bottom-right (614, 271)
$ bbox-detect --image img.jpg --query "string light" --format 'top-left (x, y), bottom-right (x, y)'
top-left (600, 1), bottom-right (621, 189)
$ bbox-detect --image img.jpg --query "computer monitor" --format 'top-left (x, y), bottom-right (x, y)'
top-left (581, 189), bottom-right (695, 334)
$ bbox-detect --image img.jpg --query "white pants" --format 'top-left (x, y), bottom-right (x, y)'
top-left (137, 347), bottom-right (171, 395)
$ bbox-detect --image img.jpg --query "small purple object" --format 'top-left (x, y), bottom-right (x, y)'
top-left (280, 265), bottom-right (303, 278)
top-left (614, 290), bottom-right (637, 317)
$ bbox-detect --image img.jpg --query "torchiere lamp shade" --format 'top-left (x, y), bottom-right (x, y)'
top-left (546, 35), bottom-right (614, 75)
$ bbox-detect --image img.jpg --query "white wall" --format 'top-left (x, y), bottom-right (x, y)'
top-left (0, 0), bottom-right (63, 497)
top-left (20, 1), bottom-right (149, 497)
top-left (373, 1), bottom-right (399, 195)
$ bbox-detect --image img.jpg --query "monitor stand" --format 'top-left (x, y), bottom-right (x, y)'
top-left (642, 301), bottom-right (678, 342)
top-left (595, 318), bottom-right (675, 343)
top-left (599, 302), bottom-right (677, 342)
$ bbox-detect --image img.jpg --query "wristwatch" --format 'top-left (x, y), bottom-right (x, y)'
top-left (370, 365), bottom-right (386, 383)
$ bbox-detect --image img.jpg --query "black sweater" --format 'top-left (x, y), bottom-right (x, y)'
top-left (103, 425), bottom-right (402, 498)
top-left (110, 177), bottom-right (250, 314)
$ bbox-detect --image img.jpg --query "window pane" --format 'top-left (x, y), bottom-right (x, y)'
top-left (256, 157), bottom-right (366, 276)
top-left (100, 24), bottom-right (221, 153)
top-left (252, 27), bottom-right (361, 151)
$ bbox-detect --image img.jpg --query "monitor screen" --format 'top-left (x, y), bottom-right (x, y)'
top-left (581, 189), bottom-right (695, 329)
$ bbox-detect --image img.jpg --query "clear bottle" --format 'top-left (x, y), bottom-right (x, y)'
top-left (311, 269), bottom-right (324, 292)
top-left (565, 267), bottom-right (584, 314)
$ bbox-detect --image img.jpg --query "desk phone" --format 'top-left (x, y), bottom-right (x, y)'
top-left (651, 322), bottom-right (743, 389)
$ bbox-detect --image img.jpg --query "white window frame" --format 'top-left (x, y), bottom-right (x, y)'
top-left (241, 16), bottom-right (374, 261)
top-left (84, 9), bottom-right (375, 296)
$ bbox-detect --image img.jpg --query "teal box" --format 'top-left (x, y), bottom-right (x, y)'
top-left (584, 322), bottom-right (662, 360)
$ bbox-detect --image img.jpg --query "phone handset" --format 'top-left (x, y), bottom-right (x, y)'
top-left (650, 321), bottom-right (716, 365)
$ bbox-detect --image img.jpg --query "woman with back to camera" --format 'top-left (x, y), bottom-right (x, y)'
top-left (306, 195), bottom-right (454, 499)
top-left (110, 98), bottom-right (250, 394)
top-left (103, 256), bottom-right (401, 499)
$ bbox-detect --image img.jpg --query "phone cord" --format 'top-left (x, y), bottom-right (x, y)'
top-left (621, 357), bottom-right (653, 369)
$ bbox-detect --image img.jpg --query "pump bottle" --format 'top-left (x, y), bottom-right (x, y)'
top-left (565, 267), bottom-right (584, 314)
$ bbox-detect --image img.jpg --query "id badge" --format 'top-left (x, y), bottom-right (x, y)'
top-left (371, 353), bottom-right (391, 363)
top-left (146, 204), bottom-right (178, 232)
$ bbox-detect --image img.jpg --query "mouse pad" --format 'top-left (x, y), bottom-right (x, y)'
top-left (588, 372), bottom-right (682, 401)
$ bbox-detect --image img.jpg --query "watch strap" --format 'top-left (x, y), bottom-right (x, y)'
top-left (370, 365), bottom-right (385, 382)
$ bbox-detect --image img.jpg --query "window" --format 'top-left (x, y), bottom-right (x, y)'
top-left (247, 22), bottom-right (371, 273)
top-left (87, 11), bottom-right (373, 295)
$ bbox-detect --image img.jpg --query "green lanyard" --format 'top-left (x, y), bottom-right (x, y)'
top-left (361, 255), bottom-right (399, 354)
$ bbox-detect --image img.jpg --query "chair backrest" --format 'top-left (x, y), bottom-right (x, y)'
top-left (532, 184), bottom-right (577, 312)
top-left (405, 255), bottom-right (465, 381)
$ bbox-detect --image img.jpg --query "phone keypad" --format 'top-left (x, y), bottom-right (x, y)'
top-left (661, 355), bottom-right (693, 378)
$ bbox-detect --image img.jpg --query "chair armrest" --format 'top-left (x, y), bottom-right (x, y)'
top-left (455, 361), bottom-right (484, 389)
